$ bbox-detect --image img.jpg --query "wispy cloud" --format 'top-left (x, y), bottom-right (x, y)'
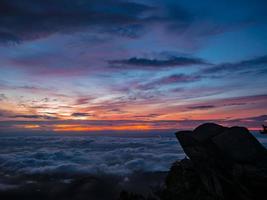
top-left (203, 54), bottom-right (267, 75)
top-left (137, 74), bottom-right (201, 90)
top-left (75, 97), bottom-right (95, 105)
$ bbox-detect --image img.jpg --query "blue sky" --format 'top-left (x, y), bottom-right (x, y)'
top-left (0, 0), bottom-right (267, 132)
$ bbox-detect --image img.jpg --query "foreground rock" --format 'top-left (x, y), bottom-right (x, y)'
top-left (159, 123), bottom-right (267, 200)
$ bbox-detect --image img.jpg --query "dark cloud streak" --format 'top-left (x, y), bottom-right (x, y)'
top-left (110, 56), bottom-right (209, 68)
top-left (187, 105), bottom-right (215, 110)
top-left (71, 112), bottom-right (92, 117)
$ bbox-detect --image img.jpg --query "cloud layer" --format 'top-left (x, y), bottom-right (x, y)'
top-left (0, 132), bottom-right (266, 178)
top-left (0, 134), bottom-right (182, 176)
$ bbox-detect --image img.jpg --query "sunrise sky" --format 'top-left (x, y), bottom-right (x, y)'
top-left (0, 0), bottom-right (267, 133)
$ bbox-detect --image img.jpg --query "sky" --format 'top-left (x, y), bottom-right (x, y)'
top-left (0, 0), bottom-right (267, 133)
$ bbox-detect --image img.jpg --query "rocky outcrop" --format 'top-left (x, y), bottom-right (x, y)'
top-left (160, 123), bottom-right (267, 200)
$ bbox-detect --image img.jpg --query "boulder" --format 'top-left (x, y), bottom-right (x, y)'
top-left (193, 123), bottom-right (227, 142)
top-left (161, 123), bottom-right (267, 200)
top-left (212, 126), bottom-right (267, 163)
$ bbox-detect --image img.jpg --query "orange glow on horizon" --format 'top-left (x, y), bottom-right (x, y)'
top-left (8, 122), bottom-right (263, 132)
top-left (24, 124), bottom-right (40, 129)
top-left (14, 124), bottom-right (41, 130)
top-left (52, 124), bottom-right (155, 132)
top-left (19, 124), bottom-right (262, 132)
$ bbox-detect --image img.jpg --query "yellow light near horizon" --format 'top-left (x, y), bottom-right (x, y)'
top-left (15, 124), bottom-right (41, 129)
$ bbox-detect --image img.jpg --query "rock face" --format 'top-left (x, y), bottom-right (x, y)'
top-left (160, 123), bottom-right (267, 200)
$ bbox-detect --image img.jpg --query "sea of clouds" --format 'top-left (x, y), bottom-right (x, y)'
top-left (0, 134), bottom-right (184, 176)
top-left (0, 132), bottom-right (266, 178)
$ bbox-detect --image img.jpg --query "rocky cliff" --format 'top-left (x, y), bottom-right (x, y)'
top-left (158, 123), bottom-right (267, 200)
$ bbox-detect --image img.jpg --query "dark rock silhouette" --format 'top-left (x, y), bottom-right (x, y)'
top-left (260, 124), bottom-right (267, 134)
top-left (118, 190), bottom-right (156, 200)
top-left (159, 123), bottom-right (267, 200)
